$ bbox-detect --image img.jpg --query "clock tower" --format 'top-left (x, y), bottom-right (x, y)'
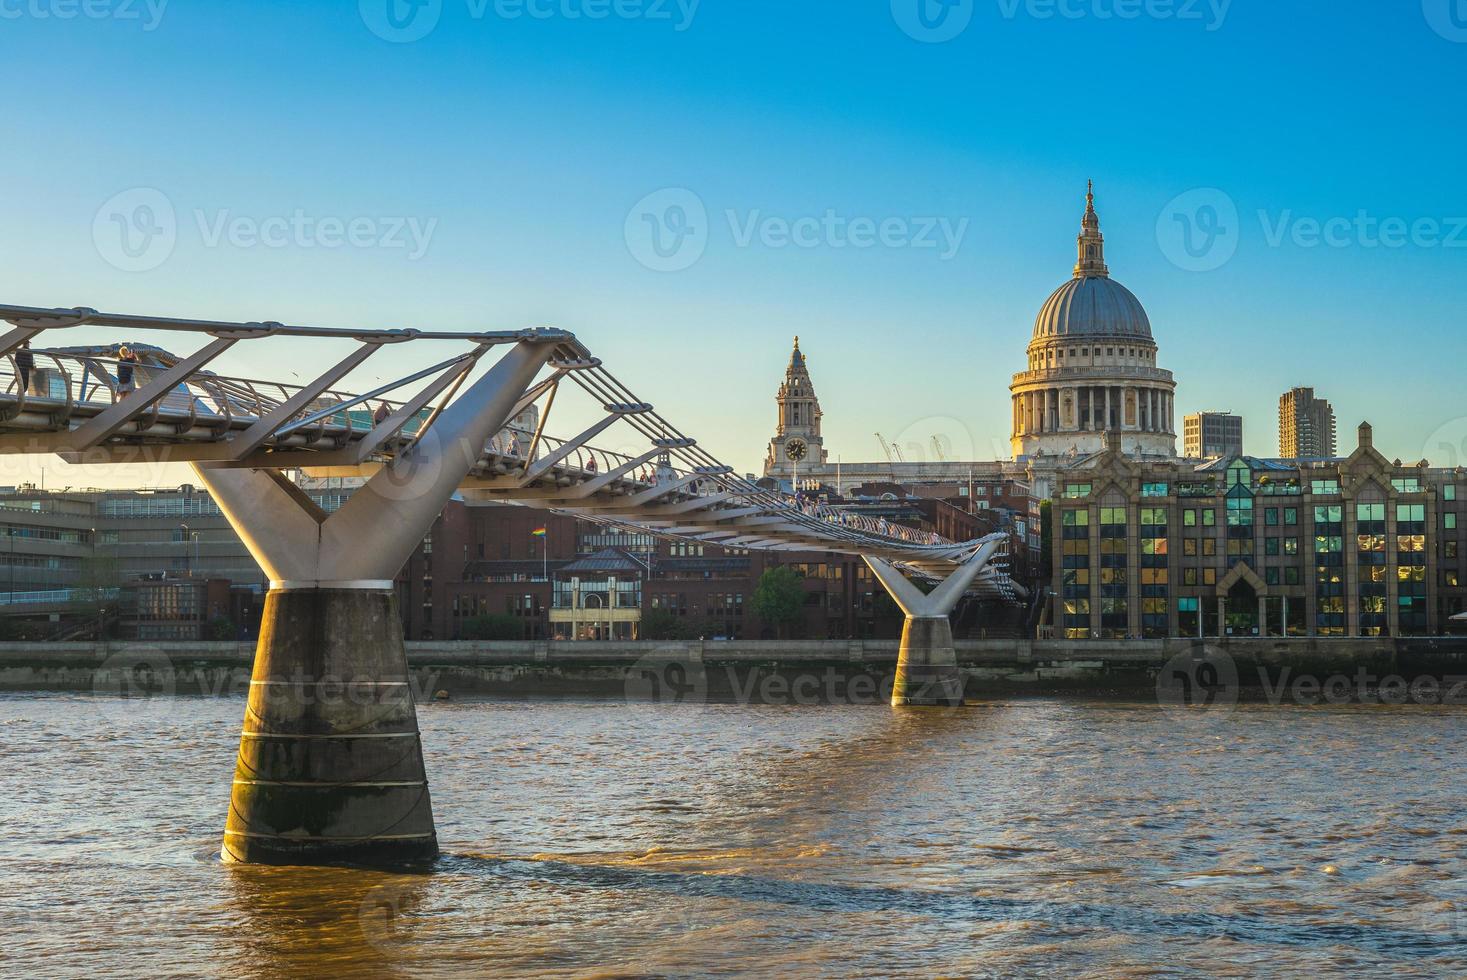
top-left (764, 336), bottom-right (829, 481)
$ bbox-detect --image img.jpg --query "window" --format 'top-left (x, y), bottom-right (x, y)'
top-left (1447, 514), bottom-right (1458, 530)
top-left (1392, 478), bottom-right (1423, 493)
top-left (1183, 539), bottom-right (1197, 556)
top-left (1284, 538), bottom-right (1299, 555)
top-left (1202, 539), bottom-right (1216, 556)
top-left (1183, 509), bottom-right (1197, 527)
top-left (1202, 509), bottom-right (1216, 527)
top-left (1141, 482), bottom-right (1169, 497)
top-left (1311, 479), bottom-right (1341, 495)
top-left (1183, 568), bottom-right (1197, 586)
top-left (1266, 567), bottom-right (1280, 585)
top-left (1063, 483), bottom-right (1092, 498)
top-left (1202, 568), bottom-right (1217, 586)
top-left (1265, 508), bottom-right (1279, 526)
top-left (1446, 485), bottom-right (1458, 501)
top-left (1447, 571), bottom-right (1461, 587)
top-left (1284, 508), bottom-right (1298, 526)
top-left (1265, 537), bottom-right (1280, 555)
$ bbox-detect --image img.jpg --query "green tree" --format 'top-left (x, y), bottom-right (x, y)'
top-left (208, 617), bottom-right (236, 641)
top-left (752, 566), bottom-right (805, 639)
top-left (461, 614), bottom-right (525, 641)
top-left (640, 607), bottom-right (690, 640)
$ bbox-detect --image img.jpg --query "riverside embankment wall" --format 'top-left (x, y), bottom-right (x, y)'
top-left (3, 637), bottom-right (1467, 702)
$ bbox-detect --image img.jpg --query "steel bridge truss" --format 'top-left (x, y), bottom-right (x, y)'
top-left (0, 302), bottom-right (1022, 598)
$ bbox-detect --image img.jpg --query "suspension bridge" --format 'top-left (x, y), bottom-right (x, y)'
top-left (0, 301), bottom-right (1025, 865)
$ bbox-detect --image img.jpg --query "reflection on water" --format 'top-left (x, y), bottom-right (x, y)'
top-left (3, 693), bottom-right (1465, 978)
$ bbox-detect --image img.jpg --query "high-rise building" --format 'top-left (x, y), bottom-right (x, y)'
top-left (1183, 412), bottom-right (1244, 458)
top-left (1279, 387), bottom-right (1337, 458)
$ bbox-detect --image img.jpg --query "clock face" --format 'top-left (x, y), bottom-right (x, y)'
top-left (785, 439), bottom-right (808, 462)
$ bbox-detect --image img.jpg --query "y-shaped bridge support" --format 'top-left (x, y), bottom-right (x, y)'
top-left (864, 540), bottom-right (1003, 707)
top-left (193, 338), bottom-right (559, 866)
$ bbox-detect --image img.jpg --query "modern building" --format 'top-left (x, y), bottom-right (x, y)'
top-left (1183, 412), bottom-right (1244, 459)
top-left (1279, 387), bottom-right (1337, 458)
top-left (1048, 423), bottom-right (1465, 639)
top-left (0, 483), bottom-right (352, 637)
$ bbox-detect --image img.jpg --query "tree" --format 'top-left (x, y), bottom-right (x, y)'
top-left (640, 607), bottom-right (690, 640)
top-left (208, 617), bottom-right (236, 641)
top-left (461, 614), bottom-right (525, 641)
top-left (752, 566), bottom-right (805, 639)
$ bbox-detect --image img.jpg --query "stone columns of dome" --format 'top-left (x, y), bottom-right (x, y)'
top-left (1086, 388), bottom-right (1095, 432)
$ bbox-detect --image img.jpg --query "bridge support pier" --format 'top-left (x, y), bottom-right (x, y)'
top-left (224, 587), bottom-right (436, 865)
top-left (864, 541), bottom-right (1002, 708)
top-left (193, 337), bottom-right (559, 866)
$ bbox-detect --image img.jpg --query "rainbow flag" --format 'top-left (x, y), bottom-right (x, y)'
top-left (531, 527), bottom-right (547, 537)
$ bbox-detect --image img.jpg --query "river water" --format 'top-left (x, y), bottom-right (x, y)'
top-left (2, 692), bottom-right (1465, 978)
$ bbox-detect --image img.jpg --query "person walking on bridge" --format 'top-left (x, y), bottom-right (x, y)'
top-left (116, 346), bottom-right (139, 395)
top-left (14, 340), bottom-right (34, 395)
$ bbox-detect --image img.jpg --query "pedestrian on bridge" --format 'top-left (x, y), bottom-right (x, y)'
top-left (14, 340), bottom-right (34, 395)
top-left (116, 346), bottom-right (138, 395)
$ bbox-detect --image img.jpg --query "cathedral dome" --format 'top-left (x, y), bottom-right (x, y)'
top-left (1032, 275), bottom-right (1153, 341)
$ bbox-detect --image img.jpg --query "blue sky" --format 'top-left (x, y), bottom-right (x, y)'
top-left (2, 0), bottom-right (1465, 487)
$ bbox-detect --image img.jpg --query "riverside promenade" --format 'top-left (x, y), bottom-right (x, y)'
top-left (5, 637), bottom-right (1467, 703)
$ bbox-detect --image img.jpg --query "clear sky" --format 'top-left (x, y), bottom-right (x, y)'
top-left (2, 0), bottom-right (1465, 488)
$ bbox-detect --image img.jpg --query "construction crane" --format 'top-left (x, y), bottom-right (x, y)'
top-left (875, 433), bottom-right (895, 464)
top-left (930, 435), bottom-right (948, 462)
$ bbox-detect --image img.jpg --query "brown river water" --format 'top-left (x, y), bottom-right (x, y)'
top-left (2, 692), bottom-right (1465, 978)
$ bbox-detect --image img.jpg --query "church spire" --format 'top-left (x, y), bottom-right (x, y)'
top-left (1074, 179), bottom-right (1109, 279)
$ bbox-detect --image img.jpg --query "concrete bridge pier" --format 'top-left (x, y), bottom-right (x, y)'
top-left (864, 541), bottom-right (1002, 708)
top-left (194, 338), bottom-right (559, 866)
